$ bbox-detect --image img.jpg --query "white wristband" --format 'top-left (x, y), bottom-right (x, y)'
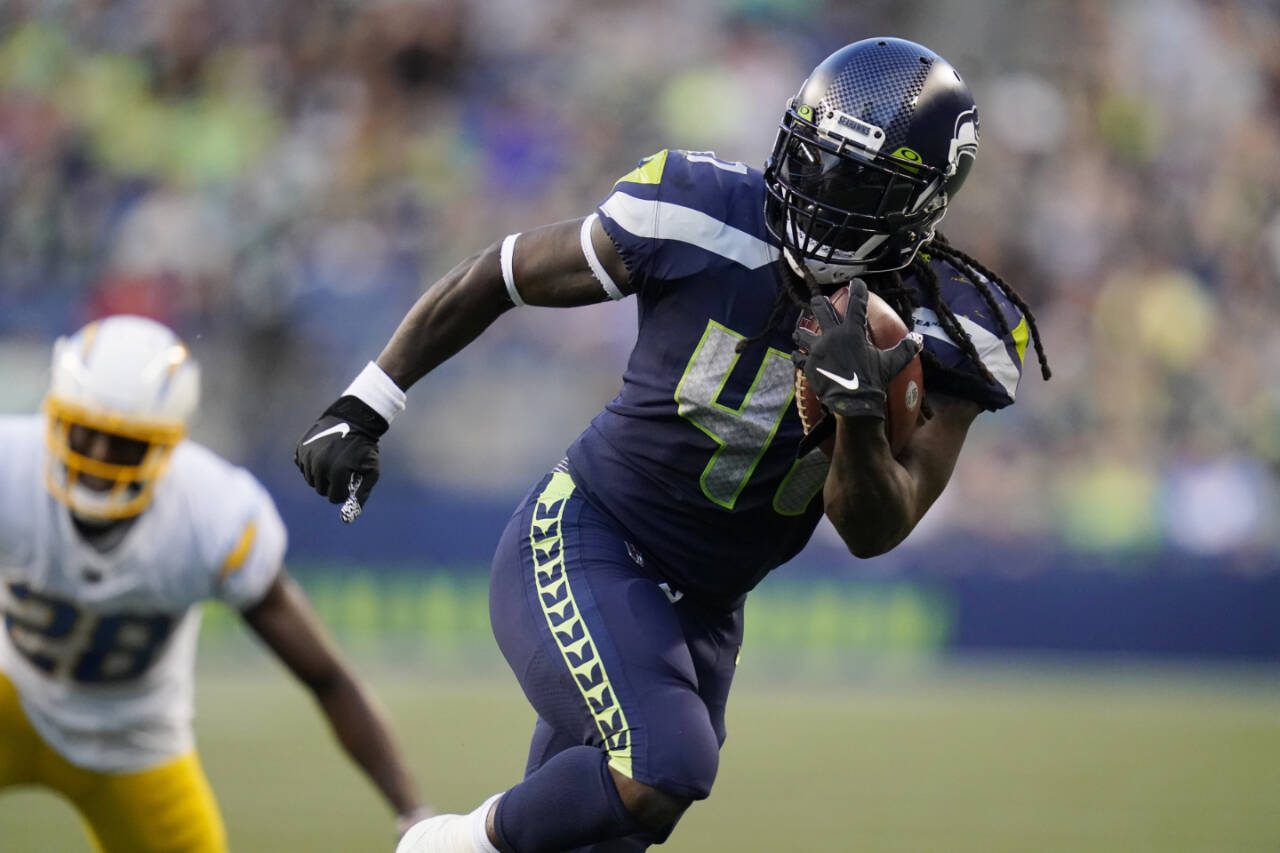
top-left (343, 361), bottom-right (406, 425)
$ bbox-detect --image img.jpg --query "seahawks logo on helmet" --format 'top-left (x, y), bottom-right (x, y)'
top-left (947, 108), bottom-right (979, 177)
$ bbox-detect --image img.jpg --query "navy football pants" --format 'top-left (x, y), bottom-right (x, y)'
top-left (490, 469), bottom-right (743, 845)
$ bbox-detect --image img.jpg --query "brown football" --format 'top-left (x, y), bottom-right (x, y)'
top-left (795, 286), bottom-right (924, 456)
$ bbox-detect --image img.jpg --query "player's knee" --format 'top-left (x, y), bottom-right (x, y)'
top-left (609, 731), bottom-right (720, 826)
top-left (610, 770), bottom-right (692, 834)
top-left (658, 724), bottom-right (721, 801)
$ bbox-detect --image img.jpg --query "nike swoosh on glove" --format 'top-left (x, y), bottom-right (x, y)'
top-left (793, 280), bottom-right (922, 420)
top-left (294, 395), bottom-right (388, 519)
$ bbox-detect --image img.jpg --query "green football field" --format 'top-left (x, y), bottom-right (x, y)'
top-left (2, 659), bottom-right (1278, 852)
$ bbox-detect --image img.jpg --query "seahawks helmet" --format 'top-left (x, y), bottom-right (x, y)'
top-left (764, 38), bottom-right (980, 283)
top-left (44, 315), bottom-right (199, 521)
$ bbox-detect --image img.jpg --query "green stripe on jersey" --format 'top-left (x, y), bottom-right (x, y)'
top-left (1011, 315), bottom-right (1029, 364)
top-left (614, 149), bottom-right (669, 187)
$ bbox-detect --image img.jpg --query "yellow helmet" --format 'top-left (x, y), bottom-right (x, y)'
top-left (44, 315), bottom-right (200, 521)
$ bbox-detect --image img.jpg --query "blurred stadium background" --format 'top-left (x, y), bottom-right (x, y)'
top-left (1, 0), bottom-right (1278, 850)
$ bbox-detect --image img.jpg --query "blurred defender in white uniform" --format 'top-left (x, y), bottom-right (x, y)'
top-left (0, 315), bottom-right (429, 852)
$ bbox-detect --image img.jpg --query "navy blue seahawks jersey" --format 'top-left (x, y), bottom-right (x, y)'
top-left (564, 149), bottom-right (1027, 608)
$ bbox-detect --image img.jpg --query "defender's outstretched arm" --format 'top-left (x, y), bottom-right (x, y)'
top-left (241, 571), bottom-right (429, 834)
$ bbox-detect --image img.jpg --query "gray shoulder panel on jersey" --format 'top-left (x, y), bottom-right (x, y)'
top-left (911, 306), bottom-right (1021, 401)
top-left (599, 192), bottom-right (779, 271)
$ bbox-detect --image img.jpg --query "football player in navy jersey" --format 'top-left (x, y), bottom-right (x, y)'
top-left (296, 37), bottom-right (1050, 853)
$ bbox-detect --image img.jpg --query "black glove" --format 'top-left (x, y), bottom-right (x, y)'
top-left (294, 395), bottom-right (389, 523)
top-left (792, 280), bottom-right (922, 420)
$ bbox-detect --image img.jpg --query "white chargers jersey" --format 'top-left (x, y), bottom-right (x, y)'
top-left (0, 415), bottom-right (285, 772)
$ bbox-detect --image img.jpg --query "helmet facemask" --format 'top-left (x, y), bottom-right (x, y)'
top-left (764, 101), bottom-right (949, 282)
top-left (44, 398), bottom-right (185, 522)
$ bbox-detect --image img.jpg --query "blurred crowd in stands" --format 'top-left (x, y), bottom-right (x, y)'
top-left (1, 0), bottom-right (1278, 567)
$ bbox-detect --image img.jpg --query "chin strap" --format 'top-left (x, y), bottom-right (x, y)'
top-left (783, 248), bottom-right (862, 287)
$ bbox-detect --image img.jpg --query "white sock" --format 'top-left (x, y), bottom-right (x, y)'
top-left (467, 793), bottom-right (503, 853)
top-left (395, 793), bottom-right (504, 853)
top-left (395, 813), bottom-right (469, 853)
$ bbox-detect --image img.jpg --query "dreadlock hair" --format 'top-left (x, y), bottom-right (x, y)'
top-left (738, 233), bottom-right (1052, 388)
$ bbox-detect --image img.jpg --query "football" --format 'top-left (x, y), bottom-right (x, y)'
top-left (795, 285), bottom-right (924, 456)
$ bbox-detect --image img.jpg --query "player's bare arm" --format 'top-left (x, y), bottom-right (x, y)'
top-left (794, 280), bottom-right (978, 557)
top-left (377, 216), bottom-right (630, 390)
top-left (823, 393), bottom-right (980, 557)
top-left (295, 216), bottom-right (629, 514)
top-left (240, 571), bottom-right (429, 832)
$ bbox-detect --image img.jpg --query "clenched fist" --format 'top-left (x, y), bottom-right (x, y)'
top-left (295, 396), bottom-right (388, 523)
